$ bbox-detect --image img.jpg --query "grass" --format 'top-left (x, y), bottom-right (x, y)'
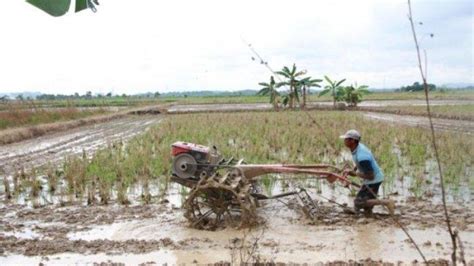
top-left (0, 105), bottom-right (110, 130)
top-left (366, 104), bottom-right (474, 120)
top-left (350, 90), bottom-right (474, 101)
top-left (4, 110), bottom-right (465, 206)
top-left (2, 90), bottom-right (473, 111)
top-left (154, 89), bottom-right (474, 104)
top-left (0, 98), bottom-right (158, 111)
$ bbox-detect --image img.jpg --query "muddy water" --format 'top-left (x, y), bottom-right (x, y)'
top-left (167, 103), bottom-right (272, 113)
top-left (357, 99), bottom-right (472, 107)
top-left (1, 103), bottom-right (473, 264)
top-left (0, 194), bottom-right (472, 265)
top-left (363, 112), bottom-right (474, 134)
top-left (167, 100), bottom-right (473, 113)
top-left (68, 207), bottom-right (473, 262)
top-left (0, 175), bottom-right (472, 264)
top-left (0, 115), bottom-right (162, 174)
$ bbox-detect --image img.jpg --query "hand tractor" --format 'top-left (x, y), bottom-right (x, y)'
top-left (171, 141), bottom-right (356, 230)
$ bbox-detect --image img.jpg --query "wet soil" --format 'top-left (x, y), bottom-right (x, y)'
top-left (0, 102), bottom-right (472, 264)
top-left (167, 100), bottom-right (473, 113)
top-left (1, 101), bottom-right (471, 176)
top-left (0, 115), bottom-right (163, 174)
top-left (363, 112), bottom-right (474, 134)
top-left (0, 195), bottom-right (472, 264)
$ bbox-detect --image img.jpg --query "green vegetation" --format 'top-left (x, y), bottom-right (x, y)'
top-left (400, 82), bottom-right (437, 92)
top-left (258, 76), bottom-right (280, 111)
top-left (339, 84), bottom-right (371, 107)
top-left (0, 105), bottom-right (109, 130)
top-left (0, 97), bottom-right (159, 111)
top-left (274, 64), bottom-right (307, 109)
top-left (319, 76), bottom-right (346, 107)
top-left (2, 89), bottom-right (473, 110)
top-left (369, 104), bottom-right (474, 120)
top-left (353, 89), bottom-right (474, 101)
top-left (27, 0), bottom-right (97, 17)
top-left (7, 110), bottom-right (470, 206)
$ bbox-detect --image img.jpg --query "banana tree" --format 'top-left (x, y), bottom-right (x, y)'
top-left (319, 76), bottom-right (346, 108)
top-left (341, 84), bottom-right (370, 107)
top-left (258, 76), bottom-right (280, 111)
top-left (276, 64), bottom-right (306, 109)
top-left (26, 0), bottom-right (99, 17)
top-left (299, 77), bottom-right (322, 109)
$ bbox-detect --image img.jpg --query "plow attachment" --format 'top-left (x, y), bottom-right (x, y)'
top-left (170, 141), bottom-right (355, 230)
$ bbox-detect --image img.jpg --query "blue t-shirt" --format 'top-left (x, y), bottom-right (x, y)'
top-left (352, 143), bottom-right (384, 185)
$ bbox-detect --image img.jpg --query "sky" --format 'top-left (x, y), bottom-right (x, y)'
top-left (0, 0), bottom-right (472, 95)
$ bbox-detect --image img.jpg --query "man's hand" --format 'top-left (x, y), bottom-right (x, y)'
top-left (343, 169), bottom-right (357, 177)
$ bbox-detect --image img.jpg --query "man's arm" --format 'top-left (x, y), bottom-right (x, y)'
top-left (345, 160), bottom-right (375, 180)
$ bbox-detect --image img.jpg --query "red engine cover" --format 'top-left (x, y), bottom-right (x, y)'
top-left (171, 141), bottom-right (210, 156)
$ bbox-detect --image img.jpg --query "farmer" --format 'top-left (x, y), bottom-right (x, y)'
top-left (340, 129), bottom-right (395, 215)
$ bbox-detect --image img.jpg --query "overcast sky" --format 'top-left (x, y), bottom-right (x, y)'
top-left (0, 0), bottom-right (472, 95)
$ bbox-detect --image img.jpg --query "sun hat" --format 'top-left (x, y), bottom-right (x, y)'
top-left (339, 129), bottom-right (361, 140)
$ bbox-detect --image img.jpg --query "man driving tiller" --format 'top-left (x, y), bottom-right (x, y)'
top-left (340, 129), bottom-right (395, 215)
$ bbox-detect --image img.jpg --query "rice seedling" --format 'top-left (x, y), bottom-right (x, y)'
top-left (44, 164), bottom-right (60, 194)
top-left (31, 178), bottom-right (43, 208)
top-left (87, 175), bottom-right (97, 205)
top-left (2, 174), bottom-right (11, 201)
top-left (12, 170), bottom-right (21, 197)
top-left (46, 110), bottom-right (471, 205)
top-left (409, 170), bottom-right (425, 199)
top-left (116, 165), bottom-right (131, 205)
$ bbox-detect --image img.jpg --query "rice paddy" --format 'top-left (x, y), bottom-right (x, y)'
top-left (4, 110), bottom-right (472, 206)
top-left (0, 106), bottom-right (110, 130)
top-left (369, 104), bottom-right (474, 120)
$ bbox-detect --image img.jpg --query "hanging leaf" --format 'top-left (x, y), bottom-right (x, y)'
top-left (26, 0), bottom-right (71, 17)
top-left (27, 0), bottom-right (96, 16)
top-left (75, 0), bottom-right (88, 12)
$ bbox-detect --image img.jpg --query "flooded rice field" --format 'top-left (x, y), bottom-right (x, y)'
top-left (167, 100), bottom-right (473, 113)
top-left (0, 180), bottom-right (472, 264)
top-left (0, 104), bottom-right (473, 264)
top-left (364, 112), bottom-right (474, 134)
top-left (0, 176), bottom-right (473, 264)
top-left (0, 115), bottom-right (163, 174)
top-left (363, 112), bottom-right (474, 134)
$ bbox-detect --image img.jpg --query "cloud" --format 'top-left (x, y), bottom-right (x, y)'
top-left (0, 0), bottom-right (472, 94)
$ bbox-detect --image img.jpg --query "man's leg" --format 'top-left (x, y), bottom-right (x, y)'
top-left (354, 182), bottom-right (395, 215)
top-left (365, 199), bottom-right (395, 215)
top-left (354, 186), bottom-right (371, 214)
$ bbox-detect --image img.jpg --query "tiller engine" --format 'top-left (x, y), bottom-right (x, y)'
top-left (171, 141), bottom-right (353, 230)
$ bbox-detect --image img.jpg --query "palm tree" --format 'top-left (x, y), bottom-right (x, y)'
top-left (276, 64), bottom-right (306, 109)
top-left (341, 84), bottom-right (370, 107)
top-left (258, 76), bottom-right (280, 111)
top-left (319, 76), bottom-right (346, 108)
top-left (298, 77), bottom-right (322, 109)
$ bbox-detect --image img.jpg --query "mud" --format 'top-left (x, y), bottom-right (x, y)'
top-left (0, 102), bottom-right (473, 264)
top-left (363, 112), bottom-right (474, 134)
top-left (0, 193), bottom-right (472, 264)
top-left (0, 115), bottom-right (163, 174)
top-left (167, 100), bottom-right (473, 113)
top-left (1, 101), bottom-right (471, 176)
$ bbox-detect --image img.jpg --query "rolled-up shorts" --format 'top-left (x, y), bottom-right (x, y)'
top-left (354, 182), bottom-right (382, 209)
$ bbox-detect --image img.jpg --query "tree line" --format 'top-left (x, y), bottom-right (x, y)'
top-left (398, 82), bottom-right (436, 92)
top-left (257, 64), bottom-right (370, 110)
